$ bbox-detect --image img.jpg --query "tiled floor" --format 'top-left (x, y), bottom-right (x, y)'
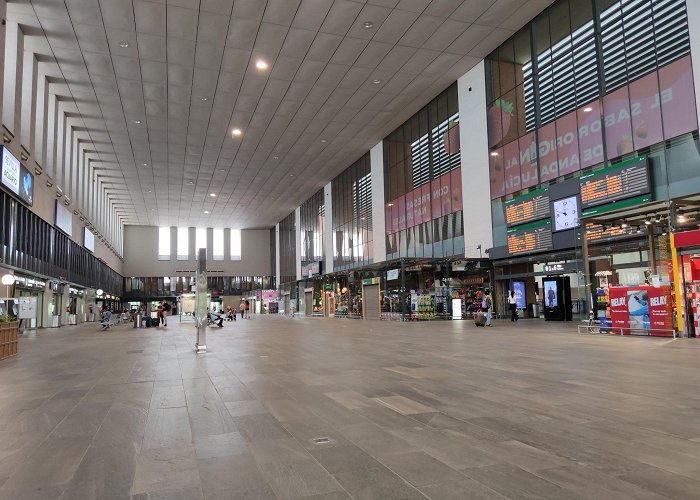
top-left (1, 316), bottom-right (700, 499)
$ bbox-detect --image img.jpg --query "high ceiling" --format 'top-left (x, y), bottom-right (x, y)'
top-left (11, 0), bottom-right (554, 229)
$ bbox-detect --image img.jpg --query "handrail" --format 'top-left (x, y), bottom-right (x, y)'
top-left (578, 320), bottom-right (677, 338)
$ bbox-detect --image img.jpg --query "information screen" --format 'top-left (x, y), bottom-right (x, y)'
top-left (585, 223), bottom-right (631, 242)
top-left (0, 146), bottom-right (33, 206)
top-left (507, 223), bottom-right (553, 255)
top-left (505, 189), bottom-right (550, 227)
top-left (580, 157), bottom-right (650, 208)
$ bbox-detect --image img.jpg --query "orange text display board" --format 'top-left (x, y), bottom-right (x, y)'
top-left (608, 285), bottom-right (673, 336)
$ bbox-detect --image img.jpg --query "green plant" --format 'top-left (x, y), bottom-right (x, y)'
top-left (0, 314), bottom-right (16, 323)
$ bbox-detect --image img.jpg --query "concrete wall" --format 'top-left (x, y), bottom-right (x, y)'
top-left (122, 225), bottom-right (273, 277)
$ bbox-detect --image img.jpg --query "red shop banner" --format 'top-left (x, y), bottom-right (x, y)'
top-left (608, 286), bottom-right (673, 336)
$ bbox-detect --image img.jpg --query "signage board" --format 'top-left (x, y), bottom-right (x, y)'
top-left (0, 146), bottom-right (33, 206)
top-left (580, 157), bottom-right (650, 208)
top-left (512, 280), bottom-right (527, 309)
top-left (386, 269), bottom-right (400, 280)
top-left (84, 227), bottom-right (95, 252)
top-left (608, 285), bottom-right (673, 336)
top-left (55, 200), bottom-right (73, 235)
top-left (507, 222), bottom-right (553, 255)
top-left (505, 188), bottom-right (550, 227)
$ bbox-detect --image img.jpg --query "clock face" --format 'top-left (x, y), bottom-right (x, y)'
top-left (553, 196), bottom-right (579, 231)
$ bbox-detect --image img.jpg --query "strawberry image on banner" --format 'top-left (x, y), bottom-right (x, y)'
top-left (487, 99), bottom-right (514, 148)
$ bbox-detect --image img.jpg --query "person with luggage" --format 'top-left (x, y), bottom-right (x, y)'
top-left (162, 300), bottom-right (171, 326)
top-left (482, 291), bottom-right (493, 327)
top-left (508, 290), bottom-right (519, 322)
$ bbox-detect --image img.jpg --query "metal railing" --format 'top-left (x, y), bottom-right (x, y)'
top-left (578, 320), bottom-right (677, 338)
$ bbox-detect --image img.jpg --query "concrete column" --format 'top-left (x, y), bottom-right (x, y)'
top-left (55, 103), bottom-right (65, 191)
top-left (458, 61), bottom-right (493, 258)
top-left (687, 0), bottom-right (700, 122)
top-left (0, 1), bottom-right (8, 123)
top-left (34, 64), bottom-right (48, 166)
top-left (46, 93), bottom-right (57, 181)
top-left (295, 207), bottom-right (302, 280)
top-left (370, 141), bottom-right (386, 264)
top-left (323, 182), bottom-right (332, 274)
top-left (2, 20), bottom-right (23, 139)
top-left (20, 50), bottom-right (37, 153)
top-left (275, 223), bottom-right (280, 288)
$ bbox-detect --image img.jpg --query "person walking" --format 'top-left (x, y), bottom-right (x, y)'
top-left (239, 300), bottom-right (245, 320)
top-left (156, 301), bottom-right (165, 326)
top-left (483, 291), bottom-right (493, 327)
top-left (162, 300), bottom-right (171, 326)
top-left (508, 290), bottom-right (518, 322)
top-left (245, 300), bottom-right (250, 319)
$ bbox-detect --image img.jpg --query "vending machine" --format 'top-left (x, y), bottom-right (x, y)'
top-left (542, 276), bottom-right (573, 321)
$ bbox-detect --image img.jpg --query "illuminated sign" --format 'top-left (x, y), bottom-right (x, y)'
top-left (0, 146), bottom-right (33, 206)
top-left (505, 188), bottom-right (550, 227)
top-left (580, 157), bottom-right (650, 208)
top-left (585, 223), bottom-right (632, 242)
top-left (507, 222), bottom-right (553, 255)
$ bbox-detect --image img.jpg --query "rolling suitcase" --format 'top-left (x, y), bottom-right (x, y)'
top-left (474, 312), bottom-right (487, 327)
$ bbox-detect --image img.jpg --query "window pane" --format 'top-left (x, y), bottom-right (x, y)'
top-left (158, 227), bottom-right (170, 259)
top-left (213, 229), bottom-right (224, 260)
top-left (196, 228), bottom-right (207, 252)
top-left (177, 227), bottom-right (188, 260)
top-left (230, 229), bottom-right (241, 260)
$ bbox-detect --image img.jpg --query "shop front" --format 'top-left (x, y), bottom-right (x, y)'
top-left (670, 228), bottom-right (700, 337)
top-left (13, 274), bottom-right (45, 329)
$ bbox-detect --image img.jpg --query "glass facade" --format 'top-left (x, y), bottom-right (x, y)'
top-left (123, 275), bottom-right (274, 298)
top-left (278, 211), bottom-right (296, 284)
top-left (384, 83), bottom-right (463, 259)
top-left (299, 189), bottom-right (325, 271)
top-left (332, 154), bottom-right (373, 271)
top-left (486, 0), bottom-right (696, 200)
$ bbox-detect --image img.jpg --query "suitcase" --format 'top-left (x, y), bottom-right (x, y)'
top-left (474, 312), bottom-right (487, 327)
top-left (144, 316), bottom-right (153, 327)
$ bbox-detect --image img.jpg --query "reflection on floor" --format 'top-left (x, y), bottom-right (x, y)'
top-left (0, 316), bottom-right (699, 499)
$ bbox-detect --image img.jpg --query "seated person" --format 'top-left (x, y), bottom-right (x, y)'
top-left (209, 311), bottom-right (224, 328)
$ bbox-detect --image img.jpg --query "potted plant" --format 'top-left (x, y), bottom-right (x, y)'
top-left (0, 313), bottom-right (19, 360)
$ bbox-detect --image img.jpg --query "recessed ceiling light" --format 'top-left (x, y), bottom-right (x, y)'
top-left (490, 151), bottom-right (499, 156)
top-left (320, 139), bottom-right (327, 143)
top-left (232, 128), bottom-right (242, 137)
top-left (255, 59), bottom-right (269, 70)
top-left (583, 107), bottom-right (593, 112)
top-left (362, 21), bottom-right (374, 29)
top-left (188, 181), bottom-right (194, 184)
top-left (147, 190), bottom-right (152, 193)
top-left (133, 120), bottom-right (142, 124)
top-left (387, 203), bottom-right (394, 207)
top-left (119, 41), bottom-right (130, 48)
top-left (209, 193), bottom-right (217, 197)
top-left (200, 97), bottom-right (208, 101)
top-left (289, 174), bottom-right (294, 177)
top-left (151, 208), bottom-right (155, 211)
top-left (218, 168), bottom-right (225, 172)
top-left (204, 210), bottom-right (210, 214)
top-left (142, 163), bottom-right (148, 166)
top-left (372, 79), bottom-right (381, 84)
top-left (272, 155), bottom-right (279, 160)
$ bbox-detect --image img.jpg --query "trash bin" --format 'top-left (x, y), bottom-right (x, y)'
top-left (135, 312), bottom-right (142, 328)
top-left (530, 303), bottom-right (539, 318)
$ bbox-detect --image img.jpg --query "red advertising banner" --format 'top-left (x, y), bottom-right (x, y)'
top-left (387, 169), bottom-right (462, 234)
top-left (504, 139), bottom-right (521, 195)
top-left (538, 122), bottom-right (558, 182)
top-left (629, 71), bottom-right (664, 151)
top-left (555, 111), bottom-right (580, 176)
top-left (577, 99), bottom-right (605, 169)
top-left (608, 286), bottom-right (673, 336)
top-left (603, 86), bottom-right (634, 160)
top-left (519, 132), bottom-right (538, 189)
top-left (490, 149), bottom-right (505, 200)
top-left (659, 55), bottom-right (698, 140)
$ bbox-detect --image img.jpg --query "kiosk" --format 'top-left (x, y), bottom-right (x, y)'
top-left (542, 276), bottom-right (573, 321)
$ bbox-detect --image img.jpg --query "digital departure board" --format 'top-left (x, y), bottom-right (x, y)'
top-left (507, 223), bottom-right (553, 255)
top-left (580, 157), bottom-right (650, 209)
top-left (505, 189), bottom-right (550, 227)
top-left (585, 223), bottom-right (632, 242)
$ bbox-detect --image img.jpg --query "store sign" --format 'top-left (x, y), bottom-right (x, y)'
top-left (462, 277), bottom-right (484, 285)
top-left (261, 289), bottom-right (278, 301)
top-left (14, 276), bottom-right (46, 290)
top-left (17, 297), bottom-right (37, 319)
top-left (542, 263), bottom-right (579, 274)
top-left (387, 269), bottom-right (400, 280)
top-left (608, 286), bottom-right (673, 336)
top-left (324, 284), bottom-right (333, 291)
top-left (362, 277), bottom-right (379, 286)
top-left (306, 261), bottom-right (321, 277)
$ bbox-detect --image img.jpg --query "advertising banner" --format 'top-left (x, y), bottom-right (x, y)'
top-left (608, 286), bottom-right (673, 336)
top-left (512, 281), bottom-right (526, 309)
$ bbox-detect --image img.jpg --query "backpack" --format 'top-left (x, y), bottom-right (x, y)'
top-left (163, 303), bottom-right (171, 312)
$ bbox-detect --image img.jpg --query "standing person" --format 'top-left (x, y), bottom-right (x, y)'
top-left (162, 300), bottom-right (171, 326)
top-left (482, 291), bottom-right (493, 327)
top-left (508, 290), bottom-right (518, 322)
top-left (156, 301), bottom-right (164, 326)
top-left (239, 299), bottom-right (245, 320)
top-left (245, 300), bottom-right (250, 319)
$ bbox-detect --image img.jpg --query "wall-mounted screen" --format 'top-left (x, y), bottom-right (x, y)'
top-left (580, 157), bottom-right (650, 208)
top-left (507, 222), bottom-right (553, 255)
top-left (55, 200), bottom-right (73, 235)
top-left (84, 227), bottom-right (95, 252)
top-left (543, 280), bottom-right (558, 307)
top-left (505, 189), bottom-right (550, 227)
top-left (512, 280), bottom-right (527, 309)
top-left (552, 196), bottom-right (579, 232)
top-left (0, 146), bottom-right (33, 206)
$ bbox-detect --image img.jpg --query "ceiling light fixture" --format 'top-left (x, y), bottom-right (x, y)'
top-left (218, 168), bottom-right (225, 172)
top-left (133, 120), bottom-right (142, 124)
top-left (142, 163), bottom-right (148, 166)
top-left (232, 128), bottom-right (242, 137)
top-left (188, 181), bottom-right (194, 184)
top-left (362, 21), bottom-right (374, 29)
top-left (204, 210), bottom-right (210, 214)
top-left (147, 190), bottom-right (152, 193)
top-left (272, 155), bottom-right (279, 160)
top-left (583, 107), bottom-right (593, 113)
top-left (654, 214), bottom-right (661, 223)
top-left (490, 151), bottom-right (499, 157)
top-left (255, 59), bottom-right (269, 70)
top-left (644, 217), bottom-right (652, 225)
top-left (209, 193), bottom-right (216, 197)
top-left (677, 210), bottom-right (686, 223)
top-left (119, 41), bottom-right (130, 48)
top-left (372, 79), bottom-right (381, 84)
top-left (200, 97), bottom-right (208, 101)
top-left (387, 203), bottom-right (394, 207)
top-left (320, 139), bottom-right (327, 143)
top-left (621, 222), bottom-right (628, 228)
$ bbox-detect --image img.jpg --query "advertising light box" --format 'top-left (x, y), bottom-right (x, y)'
top-left (84, 227), bottom-right (95, 252)
top-left (55, 200), bottom-right (73, 236)
top-left (0, 146), bottom-right (33, 206)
